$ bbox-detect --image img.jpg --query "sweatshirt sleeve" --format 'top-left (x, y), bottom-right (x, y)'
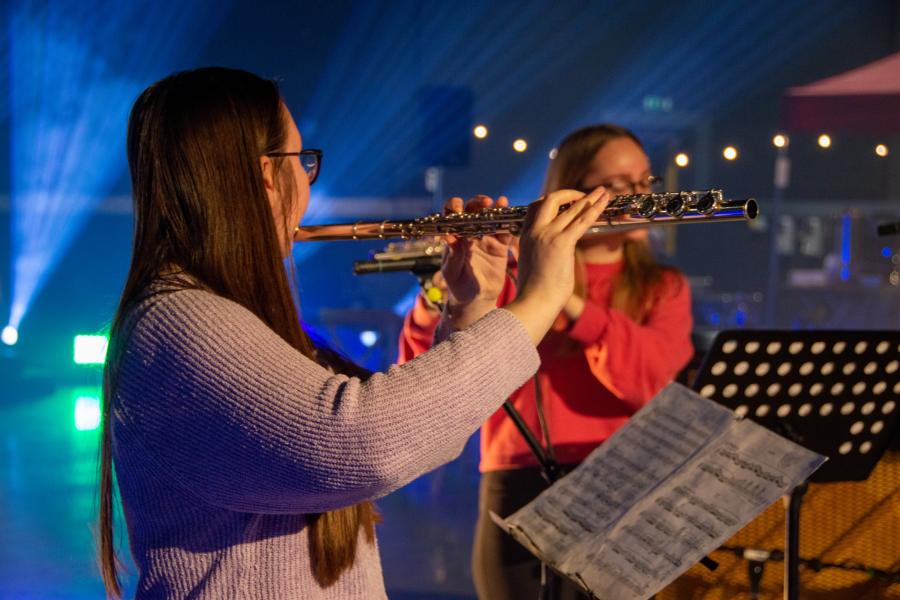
top-left (397, 295), bottom-right (441, 364)
top-left (573, 272), bottom-right (694, 409)
top-left (114, 289), bottom-right (538, 514)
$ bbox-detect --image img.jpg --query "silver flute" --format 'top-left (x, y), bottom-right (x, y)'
top-left (294, 190), bottom-right (758, 242)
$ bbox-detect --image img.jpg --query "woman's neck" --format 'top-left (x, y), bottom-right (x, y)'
top-left (578, 239), bottom-right (624, 264)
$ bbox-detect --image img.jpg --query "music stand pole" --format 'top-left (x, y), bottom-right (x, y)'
top-left (784, 481), bottom-right (808, 600)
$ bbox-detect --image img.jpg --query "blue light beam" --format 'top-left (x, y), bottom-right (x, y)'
top-left (6, 0), bottom-right (230, 332)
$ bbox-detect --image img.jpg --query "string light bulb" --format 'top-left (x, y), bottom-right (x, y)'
top-left (722, 146), bottom-right (738, 161)
top-left (772, 134), bottom-right (789, 148)
top-left (513, 139), bottom-right (528, 153)
top-left (875, 144), bottom-right (889, 157)
top-left (473, 124), bottom-right (488, 139)
top-left (818, 134), bottom-right (832, 149)
top-left (674, 152), bottom-right (689, 168)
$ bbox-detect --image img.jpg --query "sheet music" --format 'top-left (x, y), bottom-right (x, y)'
top-left (502, 384), bottom-right (734, 565)
top-left (497, 383), bottom-right (826, 600)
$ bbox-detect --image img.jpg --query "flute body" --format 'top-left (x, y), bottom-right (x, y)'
top-left (294, 190), bottom-right (758, 242)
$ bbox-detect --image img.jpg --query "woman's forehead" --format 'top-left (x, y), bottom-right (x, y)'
top-left (282, 105), bottom-right (302, 148)
top-left (590, 139), bottom-right (650, 177)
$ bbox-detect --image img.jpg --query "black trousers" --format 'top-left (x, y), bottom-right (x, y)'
top-left (472, 467), bottom-right (590, 600)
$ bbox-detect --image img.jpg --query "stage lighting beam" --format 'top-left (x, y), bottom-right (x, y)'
top-left (5, 2), bottom-right (228, 334)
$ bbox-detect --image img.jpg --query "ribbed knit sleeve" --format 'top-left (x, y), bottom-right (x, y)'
top-left (114, 289), bottom-right (538, 514)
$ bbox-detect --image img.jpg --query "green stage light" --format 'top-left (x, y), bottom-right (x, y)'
top-left (73, 334), bottom-right (108, 365)
top-left (74, 395), bottom-right (101, 431)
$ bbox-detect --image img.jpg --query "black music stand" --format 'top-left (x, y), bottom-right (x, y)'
top-left (693, 330), bottom-right (900, 600)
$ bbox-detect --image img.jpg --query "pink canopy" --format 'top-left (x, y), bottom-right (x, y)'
top-left (783, 51), bottom-right (900, 133)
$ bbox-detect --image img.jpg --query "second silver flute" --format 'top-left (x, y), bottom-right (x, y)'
top-left (293, 189), bottom-right (758, 242)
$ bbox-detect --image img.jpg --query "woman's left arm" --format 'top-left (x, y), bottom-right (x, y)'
top-left (567, 272), bottom-right (694, 409)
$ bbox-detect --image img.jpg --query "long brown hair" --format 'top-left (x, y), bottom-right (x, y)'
top-left (542, 124), bottom-right (675, 320)
top-left (98, 67), bottom-right (376, 597)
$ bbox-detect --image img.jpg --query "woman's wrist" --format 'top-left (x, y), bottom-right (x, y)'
top-left (504, 294), bottom-right (561, 345)
top-left (562, 294), bottom-right (585, 322)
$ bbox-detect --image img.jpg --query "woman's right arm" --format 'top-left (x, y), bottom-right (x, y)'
top-left (116, 188), bottom-right (609, 515)
top-left (116, 289), bottom-right (538, 515)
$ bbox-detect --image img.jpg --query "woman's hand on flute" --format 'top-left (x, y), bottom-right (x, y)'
top-left (441, 195), bottom-right (512, 330)
top-left (506, 187), bottom-right (611, 345)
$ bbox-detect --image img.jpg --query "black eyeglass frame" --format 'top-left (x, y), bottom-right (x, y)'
top-left (266, 148), bottom-right (323, 184)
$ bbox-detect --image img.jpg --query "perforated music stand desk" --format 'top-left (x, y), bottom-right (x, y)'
top-left (693, 330), bottom-right (900, 600)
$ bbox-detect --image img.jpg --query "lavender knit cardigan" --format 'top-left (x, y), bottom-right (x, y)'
top-left (111, 288), bottom-right (539, 599)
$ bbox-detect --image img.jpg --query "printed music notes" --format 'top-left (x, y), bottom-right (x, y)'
top-left (492, 383), bottom-right (826, 600)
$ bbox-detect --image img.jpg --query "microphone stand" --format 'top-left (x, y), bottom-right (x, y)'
top-left (501, 398), bottom-right (564, 600)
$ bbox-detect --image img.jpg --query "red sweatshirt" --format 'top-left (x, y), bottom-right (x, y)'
top-left (398, 259), bottom-right (693, 472)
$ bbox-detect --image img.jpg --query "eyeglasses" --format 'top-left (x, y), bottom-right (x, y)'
top-left (266, 148), bottom-right (323, 185)
top-left (580, 175), bottom-right (663, 196)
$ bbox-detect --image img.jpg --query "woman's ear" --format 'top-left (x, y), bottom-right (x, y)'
top-left (259, 155), bottom-right (277, 201)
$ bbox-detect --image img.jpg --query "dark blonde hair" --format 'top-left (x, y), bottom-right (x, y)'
top-left (543, 124), bottom-right (676, 320)
top-left (98, 67), bottom-right (376, 597)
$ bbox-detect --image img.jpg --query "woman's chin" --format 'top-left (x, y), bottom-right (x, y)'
top-left (579, 232), bottom-right (627, 247)
top-left (580, 228), bottom-right (647, 247)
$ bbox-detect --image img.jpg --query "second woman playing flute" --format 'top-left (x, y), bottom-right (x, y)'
top-left (399, 124), bottom-right (695, 600)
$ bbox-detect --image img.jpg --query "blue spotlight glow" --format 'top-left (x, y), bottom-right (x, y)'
top-left (6, 0), bottom-right (229, 332)
top-left (392, 284), bottom-right (422, 317)
top-left (359, 330), bottom-right (379, 348)
top-left (1, 325), bottom-right (18, 346)
top-left (882, 247), bottom-right (892, 258)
